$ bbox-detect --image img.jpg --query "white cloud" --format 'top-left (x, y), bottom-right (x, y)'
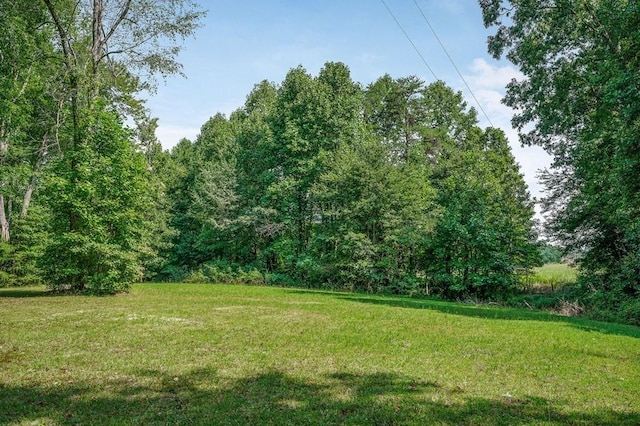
top-left (461, 58), bottom-right (551, 207)
top-left (156, 124), bottom-right (200, 150)
top-left (466, 58), bottom-right (524, 90)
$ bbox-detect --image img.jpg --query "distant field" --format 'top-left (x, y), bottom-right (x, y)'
top-left (524, 263), bottom-right (578, 291)
top-left (1, 284), bottom-right (639, 425)
top-left (535, 263), bottom-right (578, 281)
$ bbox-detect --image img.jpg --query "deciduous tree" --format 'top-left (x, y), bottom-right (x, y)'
top-left (480, 0), bottom-right (640, 321)
top-left (37, 0), bottom-right (204, 292)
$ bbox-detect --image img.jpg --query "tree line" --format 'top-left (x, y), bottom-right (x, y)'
top-left (1, 1), bottom-right (638, 324)
top-left (0, 0), bottom-right (540, 299)
top-left (160, 66), bottom-right (540, 298)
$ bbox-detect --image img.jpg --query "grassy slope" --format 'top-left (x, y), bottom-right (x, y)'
top-left (1, 284), bottom-right (639, 425)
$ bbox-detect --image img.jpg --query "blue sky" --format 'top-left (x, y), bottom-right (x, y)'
top-left (146, 0), bottom-right (550, 204)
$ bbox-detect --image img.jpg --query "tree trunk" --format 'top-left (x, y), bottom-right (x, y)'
top-left (20, 181), bottom-right (35, 219)
top-left (0, 194), bottom-right (10, 242)
top-left (0, 135), bottom-right (7, 242)
top-left (0, 120), bottom-right (8, 242)
top-left (20, 133), bottom-right (49, 218)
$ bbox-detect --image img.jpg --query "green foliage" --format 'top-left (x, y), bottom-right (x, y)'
top-left (39, 107), bottom-right (154, 293)
top-left (539, 243), bottom-right (562, 264)
top-left (425, 127), bottom-right (538, 299)
top-left (620, 298), bottom-right (640, 327)
top-left (311, 134), bottom-right (420, 291)
top-left (1, 8), bottom-right (544, 302)
top-left (480, 0), bottom-right (640, 320)
top-left (0, 1), bottom-right (203, 292)
top-left (0, 242), bottom-right (41, 288)
top-left (0, 206), bottom-right (50, 287)
top-left (572, 276), bottom-right (640, 326)
top-left (183, 261), bottom-right (265, 286)
top-left (41, 235), bottom-right (136, 294)
top-left (0, 243), bottom-right (14, 286)
top-left (0, 1), bottom-right (57, 249)
top-left (161, 65), bottom-right (539, 302)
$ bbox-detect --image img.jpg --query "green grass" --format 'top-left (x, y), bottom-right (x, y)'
top-left (534, 263), bottom-right (578, 282)
top-left (1, 284), bottom-right (639, 425)
top-left (523, 263), bottom-right (578, 291)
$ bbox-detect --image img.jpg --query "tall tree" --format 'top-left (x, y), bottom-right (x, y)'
top-left (0, 2), bottom-right (57, 243)
top-left (480, 0), bottom-right (640, 320)
top-left (40, 106), bottom-right (154, 293)
top-left (427, 127), bottom-right (538, 298)
top-left (0, 2), bottom-right (63, 285)
top-left (233, 81), bottom-right (280, 268)
top-left (42, 0), bottom-right (205, 148)
top-left (187, 114), bottom-right (240, 264)
top-left (267, 63), bottom-right (362, 263)
top-left (160, 137), bottom-right (199, 277)
top-left (36, 0), bottom-right (204, 292)
top-left (365, 75), bottom-right (430, 164)
top-left (364, 78), bottom-right (537, 297)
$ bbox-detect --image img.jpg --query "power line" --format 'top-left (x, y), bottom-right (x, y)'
top-left (379, 0), bottom-right (438, 81)
top-left (412, 0), bottom-right (495, 127)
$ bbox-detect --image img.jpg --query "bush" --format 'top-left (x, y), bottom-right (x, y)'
top-left (183, 269), bottom-right (208, 284)
top-left (581, 290), bottom-right (640, 326)
top-left (40, 233), bottom-right (139, 294)
top-left (155, 264), bottom-right (189, 282)
top-left (620, 298), bottom-right (640, 326)
top-left (265, 273), bottom-right (297, 288)
top-left (183, 261), bottom-right (265, 286)
top-left (0, 239), bottom-right (44, 287)
top-left (239, 268), bottom-right (265, 285)
top-left (0, 243), bottom-right (16, 288)
top-left (388, 274), bottom-right (422, 295)
top-left (291, 254), bottom-right (322, 285)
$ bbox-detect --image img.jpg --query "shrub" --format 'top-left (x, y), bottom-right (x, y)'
top-left (620, 298), bottom-right (640, 326)
top-left (40, 234), bottom-right (139, 294)
top-left (183, 261), bottom-right (265, 286)
top-left (265, 273), bottom-right (297, 288)
top-left (388, 274), bottom-right (422, 295)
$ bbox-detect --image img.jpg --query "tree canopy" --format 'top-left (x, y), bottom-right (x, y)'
top-left (160, 64), bottom-right (540, 299)
top-left (1, 3), bottom-right (546, 306)
top-left (0, 0), bottom-right (204, 292)
top-left (480, 0), bottom-right (640, 322)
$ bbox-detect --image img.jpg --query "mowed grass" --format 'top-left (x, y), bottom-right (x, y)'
top-left (1, 284), bottom-right (639, 425)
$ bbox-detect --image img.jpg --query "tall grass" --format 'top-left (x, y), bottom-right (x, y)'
top-left (522, 263), bottom-right (578, 292)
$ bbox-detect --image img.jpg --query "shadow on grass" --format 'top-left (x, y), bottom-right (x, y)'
top-left (338, 294), bottom-right (640, 339)
top-left (284, 289), bottom-right (640, 339)
top-left (1, 368), bottom-right (638, 425)
top-left (0, 287), bottom-right (53, 298)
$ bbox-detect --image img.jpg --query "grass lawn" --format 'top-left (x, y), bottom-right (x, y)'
top-left (1, 283), bottom-right (639, 425)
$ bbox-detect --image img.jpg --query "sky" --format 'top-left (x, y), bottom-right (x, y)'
top-left (145, 0), bottom-right (551, 204)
